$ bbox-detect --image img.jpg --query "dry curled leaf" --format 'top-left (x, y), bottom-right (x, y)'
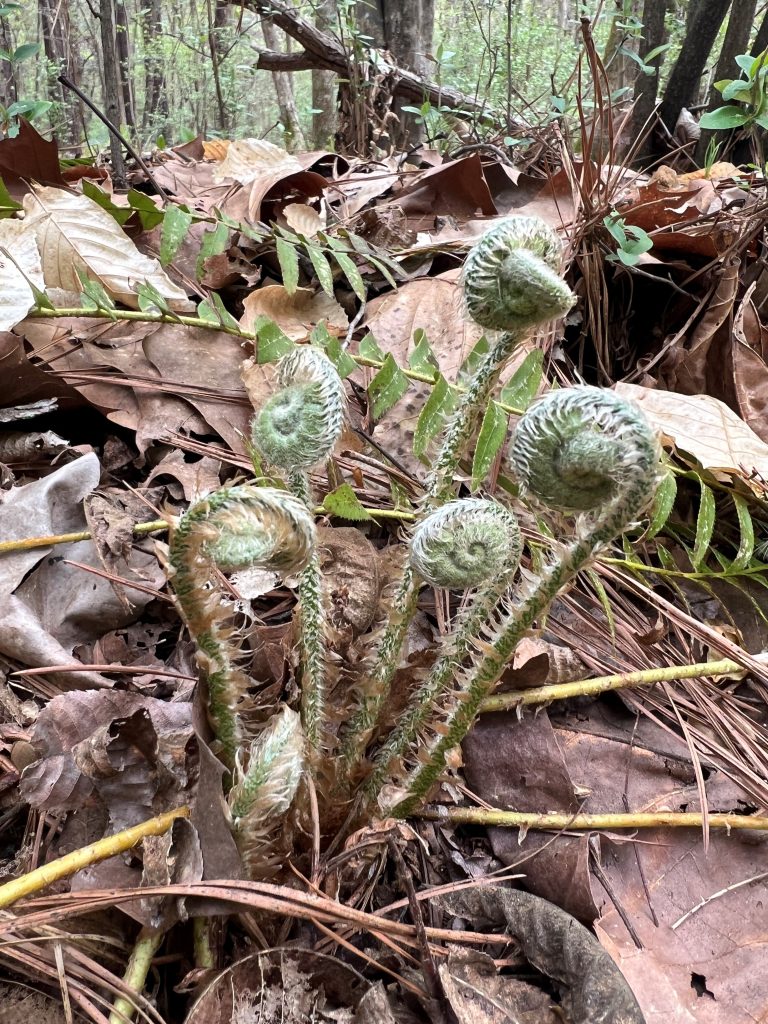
top-left (240, 285), bottom-right (348, 340)
top-left (614, 382), bottom-right (768, 487)
top-left (23, 185), bottom-right (194, 311)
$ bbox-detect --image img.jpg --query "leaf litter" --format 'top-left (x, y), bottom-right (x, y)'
top-left (0, 114), bottom-right (768, 1024)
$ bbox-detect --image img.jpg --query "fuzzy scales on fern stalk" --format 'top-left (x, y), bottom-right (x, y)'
top-left (167, 215), bottom-right (661, 878)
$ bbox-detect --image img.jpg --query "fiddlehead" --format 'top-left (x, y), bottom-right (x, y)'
top-left (228, 705), bottom-right (305, 877)
top-left (168, 485), bottom-right (315, 769)
top-left (381, 387), bottom-right (660, 817)
top-left (251, 346), bottom-right (347, 472)
top-left (409, 498), bottom-right (522, 590)
top-left (339, 216), bottom-right (574, 782)
top-left (362, 500), bottom-right (521, 801)
top-left (251, 346), bottom-right (347, 754)
top-left (462, 216), bottom-right (574, 333)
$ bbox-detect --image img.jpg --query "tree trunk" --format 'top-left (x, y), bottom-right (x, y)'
top-left (207, 0), bottom-right (230, 133)
top-left (0, 15), bottom-right (17, 113)
top-left (39, 0), bottom-right (81, 146)
top-left (751, 9), bottom-right (768, 55)
top-left (630, 0), bottom-right (670, 163)
top-left (312, 0), bottom-right (337, 148)
top-left (695, 0), bottom-right (757, 163)
top-left (356, 0), bottom-right (435, 147)
top-left (602, 0), bottom-right (641, 96)
top-left (658, 0), bottom-right (731, 140)
top-left (262, 17), bottom-right (306, 150)
top-left (114, 0), bottom-right (135, 130)
top-left (142, 0), bottom-right (169, 138)
top-left (98, 0), bottom-right (126, 185)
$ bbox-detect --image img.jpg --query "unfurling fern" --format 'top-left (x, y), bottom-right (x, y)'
top-left (168, 485), bottom-right (315, 770)
top-left (251, 346), bottom-right (347, 755)
top-left (381, 387), bottom-right (660, 817)
top-left (338, 216), bottom-right (575, 781)
top-left (167, 211), bottom-right (660, 872)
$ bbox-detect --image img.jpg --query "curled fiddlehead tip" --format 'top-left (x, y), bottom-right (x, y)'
top-left (510, 385), bottom-right (660, 513)
top-left (190, 484), bottom-right (316, 575)
top-left (251, 345), bottom-right (347, 471)
top-left (228, 705), bottom-right (305, 875)
top-left (462, 215), bottom-right (575, 332)
top-left (410, 497), bottom-right (522, 589)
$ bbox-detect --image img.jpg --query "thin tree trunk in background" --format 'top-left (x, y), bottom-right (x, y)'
top-left (142, 0), bottom-right (169, 138)
top-left (751, 8), bottom-right (768, 54)
top-left (631, 0), bottom-right (669, 163)
top-left (603, 0), bottom-right (641, 96)
top-left (207, 0), bottom-right (229, 132)
top-left (312, 0), bottom-right (337, 148)
top-left (658, 0), bottom-right (731, 140)
top-left (695, 0), bottom-right (757, 163)
top-left (262, 16), bottom-right (306, 150)
top-left (114, 0), bottom-right (135, 130)
top-left (39, 0), bottom-right (81, 146)
top-left (98, 0), bottom-right (126, 185)
top-left (356, 0), bottom-right (435, 147)
top-left (0, 15), bottom-right (17, 114)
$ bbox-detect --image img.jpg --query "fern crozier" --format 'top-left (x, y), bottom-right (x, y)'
top-left (410, 498), bottom-right (522, 589)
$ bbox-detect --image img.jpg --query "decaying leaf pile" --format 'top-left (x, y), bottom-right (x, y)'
top-left (1, 113), bottom-right (768, 1024)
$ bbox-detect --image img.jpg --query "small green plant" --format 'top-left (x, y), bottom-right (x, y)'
top-left (700, 49), bottom-right (768, 133)
top-left (603, 212), bottom-right (653, 266)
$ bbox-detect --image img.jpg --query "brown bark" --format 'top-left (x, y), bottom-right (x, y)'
top-left (226, 0), bottom-right (486, 116)
top-left (630, 0), bottom-right (670, 162)
top-left (659, 0), bottom-right (731, 138)
top-left (356, 0), bottom-right (435, 145)
top-left (695, 0), bottom-right (757, 163)
top-left (207, 0), bottom-right (229, 132)
top-left (262, 16), bottom-right (306, 150)
top-left (39, 0), bottom-right (81, 145)
top-left (98, 0), bottom-right (126, 185)
top-left (142, 0), bottom-right (169, 137)
top-left (312, 0), bottom-right (337, 148)
top-left (602, 0), bottom-right (641, 96)
top-left (114, 0), bottom-right (135, 129)
top-left (0, 15), bottom-right (17, 112)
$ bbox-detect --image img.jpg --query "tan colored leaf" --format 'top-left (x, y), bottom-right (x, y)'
top-left (0, 218), bottom-right (44, 331)
top-left (240, 285), bottom-right (348, 340)
top-left (615, 382), bottom-right (768, 483)
top-left (212, 137), bottom-right (301, 185)
top-left (282, 201), bottom-right (325, 237)
top-left (22, 185), bottom-right (193, 311)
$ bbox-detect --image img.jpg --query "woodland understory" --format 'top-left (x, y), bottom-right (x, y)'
top-left (2, 3), bottom-right (768, 1024)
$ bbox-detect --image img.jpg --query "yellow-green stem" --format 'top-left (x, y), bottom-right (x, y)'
top-left (109, 926), bottom-right (164, 1024)
top-left (478, 658), bottom-right (745, 713)
top-left (0, 807), bottom-right (188, 909)
top-left (417, 807), bottom-right (768, 831)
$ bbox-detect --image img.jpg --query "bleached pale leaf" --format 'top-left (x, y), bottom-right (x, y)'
top-left (282, 202), bottom-right (325, 237)
top-left (212, 138), bottom-right (301, 185)
top-left (23, 186), bottom-right (193, 311)
top-left (615, 382), bottom-right (768, 484)
top-left (0, 218), bottom-right (44, 331)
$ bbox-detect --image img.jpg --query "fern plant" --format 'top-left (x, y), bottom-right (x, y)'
top-left (166, 214), bottom-right (661, 875)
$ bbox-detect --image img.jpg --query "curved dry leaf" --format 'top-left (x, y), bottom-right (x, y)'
top-left (615, 382), bottom-right (768, 484)
top-left (212, 138), bottom-right (302, 185)
top-left (282, 202), bottom-right (326, 237)
top-left (443, 887), bottom-right (644, 1024)
top-left (241, 285), bottom-right (348, 340)
top-left (0, 218), bottom-right (44, 331)
top-left (22, 185), bottom-right (193, 311)
top-left (203, 138), bottom-right (231, 161)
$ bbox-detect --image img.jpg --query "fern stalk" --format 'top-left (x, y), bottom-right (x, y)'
top-left (338, 217), bottom-right (574, 780)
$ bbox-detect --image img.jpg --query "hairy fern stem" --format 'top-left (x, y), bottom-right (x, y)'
top-left (383, 388), bottom-right (660, 817)
top-left (339, 217), bottom-right (575, 783)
